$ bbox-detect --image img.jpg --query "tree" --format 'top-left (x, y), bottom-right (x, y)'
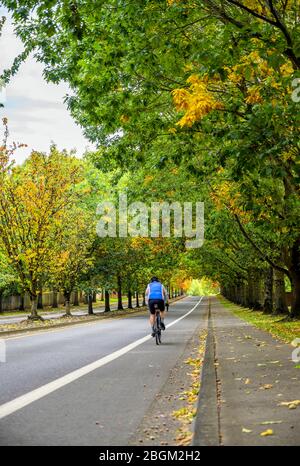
top-left (2, 0), bottom-right (299, 316)
top-left (0, 140), bottom-right (83, 319)
top-left (51, 207), bottom-right (95, 317)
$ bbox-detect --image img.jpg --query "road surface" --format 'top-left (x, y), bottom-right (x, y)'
top-left (0, 296), bottom-right (206, 446)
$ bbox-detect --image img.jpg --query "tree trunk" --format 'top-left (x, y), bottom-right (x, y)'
top-left (117, 274), bottom-right (123, 310)
top-left (290, 271), bottom-right (300, 318)
top-left (263, 267), bottom-right (273, 314)
top-left (73, 290), bottom-right (79, 306)
top-left (37, 288), bottom-right (43, 310)
top-left (63, 291), bottom-right (72, 317)
top-left (289, 239), bottom-right (300, 318)
top-left (28, 294), bottom-right (43, 320)
top-left (88, 293), bottom-right (94, 315)
top-left (92, 291), bottom-right (97, 303)
top-left (142, 291), bottom-right (146, 307)
top-left (31, 297), bottom-right (38, 317)
top-left (273, 269), bottom-right (288, 315)
top-left (19, 294), bottom-right (25, 311)
top-left (240, 282), bottom-right (247, 307)
top-left (52, 290), bottom-right (58, 309)
top-left (247, 270), bottom-right (255, 308)
top-left (100, 288), bottom-right (104, 301)
top-left (0, 292), bottom-right (2, 313)
top-left (252, 271), bottom-right (263, 310)
top-left (104, 289), bottom-right (110, 312)
top-left (135, 291), bottom-right (140, 308)
top-left (128, 290), bottom-right (133, 309)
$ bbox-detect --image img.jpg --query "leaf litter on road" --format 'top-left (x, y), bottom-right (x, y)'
top-left (260, 429), bottom-right (274, 436)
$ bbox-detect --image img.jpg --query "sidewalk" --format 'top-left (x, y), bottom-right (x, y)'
top-left (194, 296), bottom-right (300, 446)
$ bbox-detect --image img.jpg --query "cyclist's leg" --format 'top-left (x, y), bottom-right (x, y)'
top-left (149, 313), bottom-right (155, 326)
top-left (148, 300), bottom-right (156, 335)
top-left (158, 300), bottom-right (166, 330)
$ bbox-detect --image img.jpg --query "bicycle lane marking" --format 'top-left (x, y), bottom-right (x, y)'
top-left (0, 297), bottom-right (203, 420)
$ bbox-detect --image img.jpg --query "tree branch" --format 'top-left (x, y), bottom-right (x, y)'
top-left (234, 213), bottom-right (291, 279)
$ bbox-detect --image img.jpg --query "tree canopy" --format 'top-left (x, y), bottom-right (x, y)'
top-left (0, 0), bottom-right (300, 317)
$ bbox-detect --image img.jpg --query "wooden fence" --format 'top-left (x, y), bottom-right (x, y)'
top-left (0, 291), bottom-right (85, 312)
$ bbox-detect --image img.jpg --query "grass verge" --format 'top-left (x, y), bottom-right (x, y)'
top-left (218, 296), bottom-right (300, 344)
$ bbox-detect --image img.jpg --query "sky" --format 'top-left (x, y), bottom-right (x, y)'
top-left (0, 7), bottom-right (94, 164)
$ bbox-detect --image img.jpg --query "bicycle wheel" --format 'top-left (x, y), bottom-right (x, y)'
top-left (157, 329), bottom-right (161, 344)
top-left (155, 330), bottom-right (160, 345)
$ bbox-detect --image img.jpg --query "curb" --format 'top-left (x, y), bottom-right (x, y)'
top-left (0, 295), bottom-right (185, 337)
top-left (193, 297), bottom-right (220, 446)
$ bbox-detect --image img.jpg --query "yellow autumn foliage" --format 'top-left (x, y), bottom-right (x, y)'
top-left (225, 49), bottom-right (294, 107)
top-left (172, 74), bottom-right (223, 127)
top-left (245, 86), bottom-right (263, 104)
top-left (210, 180), bottom-right (250, 221)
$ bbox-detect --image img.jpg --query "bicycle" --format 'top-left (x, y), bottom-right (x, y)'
top-left (153, 303), bottom-right (162, 345)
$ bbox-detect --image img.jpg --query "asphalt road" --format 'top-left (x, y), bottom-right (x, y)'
top-left (0, 296), bottom-right (206, 446)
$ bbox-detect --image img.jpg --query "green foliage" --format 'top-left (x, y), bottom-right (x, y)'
top-left (187, 278), bottom-right (219, 297)
top-left (1, 1), bottom-right (300, 316)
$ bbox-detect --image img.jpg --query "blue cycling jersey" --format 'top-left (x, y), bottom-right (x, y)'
top-left (148, 282), bottom-right (164, 300)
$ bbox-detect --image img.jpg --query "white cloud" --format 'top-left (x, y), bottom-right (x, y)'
top-left (0, 8), bottom-right (94, 163)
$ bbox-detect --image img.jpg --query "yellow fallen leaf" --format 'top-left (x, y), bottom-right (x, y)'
top-left (279, 400), bottom-right (300, 409)
top-left (260, 384), bottom-right (273, 390)
top-left (245, 378), bottom-right (251, 384)
top-left (260, 421), bottom-right (282, 425)
top-left (242, 428), bottom-right (252, 433)
top-left (260, 429), bottom-right (274, 436)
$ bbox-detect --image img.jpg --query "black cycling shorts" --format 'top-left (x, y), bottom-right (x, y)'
top-left (148, 299), bottom-right (165, 315)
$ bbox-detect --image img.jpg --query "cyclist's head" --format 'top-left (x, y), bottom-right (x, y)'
top-left (151, 276), bottom-right (159, 282)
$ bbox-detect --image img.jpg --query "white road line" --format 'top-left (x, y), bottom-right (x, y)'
top-left (166, 296), bottom-right (203, 329)
top-left (0, 296), bottom-right (203, 420)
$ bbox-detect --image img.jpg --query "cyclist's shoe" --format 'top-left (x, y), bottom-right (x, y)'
top-left (160, 321), bottom-right (165, 331)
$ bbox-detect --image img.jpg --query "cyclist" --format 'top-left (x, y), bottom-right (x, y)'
top-left (145, 277), bottom-right (168, 337)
